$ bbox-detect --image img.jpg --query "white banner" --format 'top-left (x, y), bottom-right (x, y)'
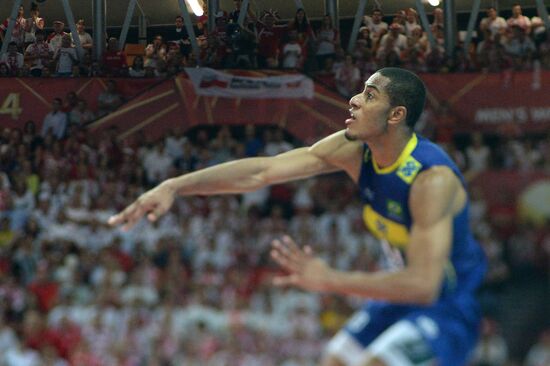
top-left (184, 68), bottom-right (314, 99)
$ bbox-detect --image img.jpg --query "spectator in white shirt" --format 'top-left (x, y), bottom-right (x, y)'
top-left (24, 2), bottom-right (44, 46)
top-left (507, 3), bottom-right (531, 34)
top-left (479, 7), bottom-right (507, 40)
top-left (0, 5), bottom-right (26, 49)
top-left (47, 20), bottom-right (67, 53)
top-left (54, 34), bottom-right (78, 76)
top-left (165, 127), bottom-right (188, 160)
top-left (75, 19), bottom-right (93, 54)
top-left (41, 98), bottom-right (67, 140)
top-left (281, 31), bottom-right (303, 69)
top-left (404, 8), bottom-right (422, 37)
top-left (142, 142), bottom-right (174, 185)
top-left (69, 99), bottom-right (95, 126)
top-left (25, 30), bottom-right (53, 77)
top-left (466, 132), bottom-right (490, 173)
top-left (377, 23), bottom-right (407, 63)
top-left (363, 8), bottom-right (388, 45)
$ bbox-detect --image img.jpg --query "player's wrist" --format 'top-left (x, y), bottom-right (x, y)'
top-left (322, 267), bottom-right (341, 292)
top-left (161, 178), bottom-right (179, 197)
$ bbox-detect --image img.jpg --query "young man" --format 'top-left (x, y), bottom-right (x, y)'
top-left (25, 30), bottom-right (53, 77)
top-left (108, 68), bottom-right (487, 366)
top-left (167, 15), bottom-right (191, 58)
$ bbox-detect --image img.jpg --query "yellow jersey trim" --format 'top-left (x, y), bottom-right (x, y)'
top-left (372, 133), bottom-right (418, 174)
top-left (363, 204), bottom-right (410, 248)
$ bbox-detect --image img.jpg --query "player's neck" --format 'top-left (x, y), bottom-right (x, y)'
top-left (368, 131), bottom-right (413, 169)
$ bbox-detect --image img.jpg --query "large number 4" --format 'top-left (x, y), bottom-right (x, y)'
top-left (0, 93), bottom-right (22, 120)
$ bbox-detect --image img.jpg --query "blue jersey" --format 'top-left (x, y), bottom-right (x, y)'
top-left (352, 133), bottom-right (487, 365)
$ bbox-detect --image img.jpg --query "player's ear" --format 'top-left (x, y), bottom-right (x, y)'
top-left (388, 106), bottom-right (407, 126)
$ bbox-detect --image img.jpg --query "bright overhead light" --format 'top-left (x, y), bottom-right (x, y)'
top-left (428, 0), bottom-right (440, 6)
top-left (186, 0), bottom-right (204, 16)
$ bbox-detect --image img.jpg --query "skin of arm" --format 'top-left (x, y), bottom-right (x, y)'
top-left (168, 129), bottom-right (362, 194)
top-left (108, 130), bottom-right (363, 229)
top-left (272, 166), bottom-right (464, 305)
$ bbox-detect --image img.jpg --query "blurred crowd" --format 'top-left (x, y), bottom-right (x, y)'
top-left (0, 115), bottom-right (549, 365)
top-left (1, 2), bottom-right (550, 97)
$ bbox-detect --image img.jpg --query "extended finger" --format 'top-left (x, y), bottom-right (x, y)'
top-left (120, 201), bottom-right (148, 231)
top-left (282, 235), bottom-right (305, 258)
top-left (271, 239), bottom-right (298, 259)
top-left (270, 248), bottom-right (301, 273)
top-left (125, 209), bottom-right (150, 230)
top-left (107, 210), bottom-right (128, 226)
top-left (147, 203), bottom-right (166, 222)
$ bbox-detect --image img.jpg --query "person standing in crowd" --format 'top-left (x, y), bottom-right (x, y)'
top-left (102, 37), bottom-right (128, 76)
top-left (479, 7), bottom-right (507, 41)
top-left (167, 15), bottom-right (191, 60)
top-left (0, 5), bottom-right (26, 50)
top-left (507, 3), bottom-right (531, 34)
top-left (363, 8), bottom-right (388, 47)
top-left (24, 2), bottom-right (44, 48)
top-left (41, 98), bottom-right (67, 140)
top-left (47, 20), bottom-right (67, 53)
top-left (0, 42), bottom-right (24, 76)
top-left (53, 34), bottom-right (78, 77)
top-left (74, 19), bottom-right (93, 54)
top-left (316, 14), bottom-right (340, 71)
top-left (24, 30), bottom-right (53, 77)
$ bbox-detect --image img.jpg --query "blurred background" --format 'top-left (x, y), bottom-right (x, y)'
top-left (0, 0), bottom-right (548, 365)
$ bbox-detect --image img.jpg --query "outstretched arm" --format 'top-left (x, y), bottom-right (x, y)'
top-left (271, 166), bottom-right (465, 305)
top-left (108, 130), bottom-right (362, 230)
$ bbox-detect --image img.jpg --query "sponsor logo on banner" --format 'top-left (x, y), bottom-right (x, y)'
top-left (185, 68), bottom-right (314, 99)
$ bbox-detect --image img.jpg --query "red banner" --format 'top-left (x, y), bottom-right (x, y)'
top-left (86, 72), bottom-right (347, 143)
top-left (0, 78), bottom-right (159, 127)
top-left (422, 71), bottom-right (550, 133)
top-left (1, 71), bottom-right (550, 139)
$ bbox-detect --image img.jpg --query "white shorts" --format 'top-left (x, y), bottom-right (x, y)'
top-left (325, 319), bottom-right (435, 366)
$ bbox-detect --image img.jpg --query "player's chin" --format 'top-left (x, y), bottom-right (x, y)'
top-left (344, 129), bottom-right (358, 141)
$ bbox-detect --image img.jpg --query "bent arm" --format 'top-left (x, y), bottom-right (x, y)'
top-left (323, 166), bottom-right (463, 304)
top-left (165, 130), bottom-right (363, 196)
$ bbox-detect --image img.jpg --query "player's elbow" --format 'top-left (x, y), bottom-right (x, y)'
top-left (414, 289), bottom-right (438, 305)
top-left (411, 283), bottom-right (440, 305)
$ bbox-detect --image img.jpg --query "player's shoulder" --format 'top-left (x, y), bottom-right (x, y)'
top-left (310, 130), bottom-right (362, 157)
top-left (309, 130), bottom-right (363, 178)
top-left (414, 165), bottom-right (458, 190)
top-left (409, 166), bottom-right (465, 223)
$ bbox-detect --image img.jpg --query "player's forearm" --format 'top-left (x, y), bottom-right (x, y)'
top-left (164, 157), bottom-right (273, 196)
top-left (325, 269), bottom-right (439, 305)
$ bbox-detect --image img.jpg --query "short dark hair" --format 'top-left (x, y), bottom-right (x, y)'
top-left (175, 15), bottom-right (183, 21)
top-left (377, 67), bottom-right (426, 129)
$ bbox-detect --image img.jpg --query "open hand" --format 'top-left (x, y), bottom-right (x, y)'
top-left (270, 235), bottom-right (333, 292)
top-left (107, 182), bottom-right (176, 231)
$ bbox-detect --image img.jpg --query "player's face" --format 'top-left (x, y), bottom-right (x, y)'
top-left (345, 73), bottom-right (393, 141)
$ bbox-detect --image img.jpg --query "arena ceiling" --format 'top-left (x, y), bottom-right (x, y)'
top-left (0, 0), bottom-right (542, 27)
